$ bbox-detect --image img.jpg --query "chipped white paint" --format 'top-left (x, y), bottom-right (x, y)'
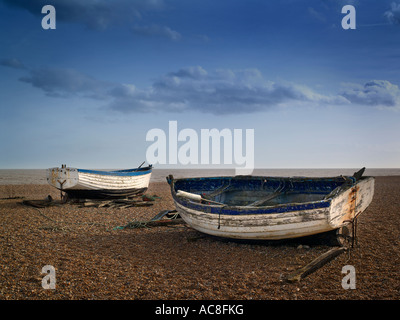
top-left (47, 167), bottom-right (79, 190)
top-left (46, 167), bottom-right (151, 192)
top-left (175, 201), bottom-right (332, 240)
top-left (328, 176), bottom-right (375, 229)
top-left (75, 171), bottom-right (151, 191)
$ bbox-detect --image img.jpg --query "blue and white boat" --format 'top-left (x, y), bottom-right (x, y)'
top-left (47, 163), bottom-right (152, 199)
top-left (166, 168), bottom-right (374, 243)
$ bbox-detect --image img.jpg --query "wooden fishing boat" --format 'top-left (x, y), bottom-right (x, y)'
top-left (166, 168), bottom-right (374, 243)
top-left (47, 163), bottom-right (152, 199)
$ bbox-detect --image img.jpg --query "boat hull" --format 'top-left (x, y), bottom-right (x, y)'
top-left (167, 175), bottom-right (375, 240)
top-left (175, 201), bottom-right (333, 240)
top-left (47, 165), bottom-right (152, 199)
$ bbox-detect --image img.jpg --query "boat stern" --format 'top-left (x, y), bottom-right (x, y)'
top-left (328, 176), bottom-right (375, 229)
top-left (47, 165), bottom-right (79, 191)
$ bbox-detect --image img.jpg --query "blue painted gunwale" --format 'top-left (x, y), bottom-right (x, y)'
top-left (167, 175), bottom-right (355, 216)
top-left (78, 165), bottom-right (152, 177)
top-left (175, 197), bottom-right (332, 215)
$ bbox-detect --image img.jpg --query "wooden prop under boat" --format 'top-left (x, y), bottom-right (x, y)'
top-left (166, 168), bottom-right (374, 242)
top-left (47, 162), bottom-right (152, 199)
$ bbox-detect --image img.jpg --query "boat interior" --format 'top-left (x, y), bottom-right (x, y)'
top-left (172, 175), bottom-right (358, 207)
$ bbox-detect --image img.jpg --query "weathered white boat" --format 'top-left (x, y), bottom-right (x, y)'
top-left (47, 163), bottom-right (152, 199)
top-left (166, 168), bottom-right (374, 243)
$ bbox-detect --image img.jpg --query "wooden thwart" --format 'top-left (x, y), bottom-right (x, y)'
top-left (286, 247), bottom-right (347, 283)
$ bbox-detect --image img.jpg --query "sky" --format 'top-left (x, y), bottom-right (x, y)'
top-left (0, 0), bottom-right (400, 170)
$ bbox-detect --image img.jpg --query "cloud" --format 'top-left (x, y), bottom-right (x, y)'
top-left (19, 67), bottom-right (110, 98)
top-left (132, 24), bottom-right (181, 41)
top-left (2, 0), bottom-right (181, 41)
top-left (385, 2), bottom-right (400, 25)
top-left (108, 67), bottom-right (347, 114)
top-left (10, 60), bottom-right (400, 114)
top-left (1, 0), bottom-right (165, 30)
top-left (308, 7), bottom-right (327, 23)
top-left (0, 58), bottom-right (26, 69)
top-left (341, 80), bottom-right (400, 109)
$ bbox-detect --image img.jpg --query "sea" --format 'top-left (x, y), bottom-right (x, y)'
top-left (0, 168), bottom-right (399, 185)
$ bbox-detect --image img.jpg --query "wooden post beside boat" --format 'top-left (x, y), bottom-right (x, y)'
top-left (286, 247), bottom-right (348, 282)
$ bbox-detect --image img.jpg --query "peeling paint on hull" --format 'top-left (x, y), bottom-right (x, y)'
top-left (175, 201), bottom-right (332, 240)
top-left (167, 174), bottom-right (375, 240)
top-left (47, 165), bottom-right (152, 199)
top-left (329, 177), bottom-right (375, 229)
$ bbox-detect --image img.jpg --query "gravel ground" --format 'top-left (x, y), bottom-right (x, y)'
top-left (0, 176), bottom-right (399, 300)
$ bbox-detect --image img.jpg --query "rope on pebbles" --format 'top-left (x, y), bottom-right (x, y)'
top-left (114, 210), bottom-right (182, 230)
top-left (20, 197), bottom-right (181, 232)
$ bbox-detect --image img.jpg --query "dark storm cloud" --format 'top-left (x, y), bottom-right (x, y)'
top-left (0, 0), bottom-right (176, 34)
top-left (5, 60), bottom-right (400, 114)
top-left (108, 67), bottom-right (348, 114)
top-left (0, 58), bottom-right (27, 69)
top-left (341, 80), bottom-right (400, 108)
top-left (19, 67), bottom-right (110, 99)
top-left (385, 2), bottom-right (400, 25)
